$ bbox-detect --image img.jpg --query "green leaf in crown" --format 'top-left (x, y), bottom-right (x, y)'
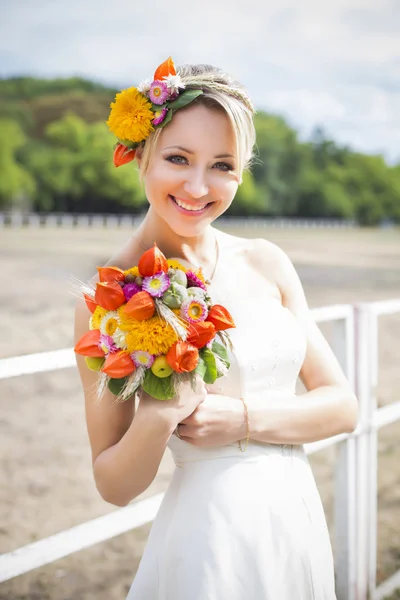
top-left (168, 90), bottom-right (204, 111)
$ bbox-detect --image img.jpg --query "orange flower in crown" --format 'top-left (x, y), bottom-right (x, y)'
top-left (107, 57), bottom-right (203, 167)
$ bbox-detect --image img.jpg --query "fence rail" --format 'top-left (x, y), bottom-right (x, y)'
top-left (0, 300), bottom-right (399, 600)
top-left (0, 211), bottom-right (358, 230)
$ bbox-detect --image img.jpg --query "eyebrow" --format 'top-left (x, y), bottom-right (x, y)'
top-left (163, 145), bottom-right (235, 159)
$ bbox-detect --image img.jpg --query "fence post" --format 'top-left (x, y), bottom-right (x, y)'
top-left (332, 312), bottom-right (357, 600)
top-left (354, 304), bottom-right (378, 599)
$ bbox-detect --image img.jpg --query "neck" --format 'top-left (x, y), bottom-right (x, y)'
top-left (136, 206), bottom-right (217, 269)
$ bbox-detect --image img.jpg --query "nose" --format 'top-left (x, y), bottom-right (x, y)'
top-left (183, 168), bottom-right (209, 199)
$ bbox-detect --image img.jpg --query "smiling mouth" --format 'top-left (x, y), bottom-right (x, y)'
top-left (169, 195), bottom-right (212, 212)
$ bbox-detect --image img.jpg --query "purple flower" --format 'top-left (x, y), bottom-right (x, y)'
top-left (149, 80), bottom-right (170, 105)
top-left (180, 298), bottom-right (208, 323)
top-left (100, 334), bottom-right (117, 353)
top-left (123, 283), bottom-right (141, 301)
top-left (153, 107), bottom-right (169, 126)
top-left (186, 270), bottom-right (207, 291)
top-left (142, 271), bottom-right (171, 298)
top-left (131, 350), bottom-right (155, 369)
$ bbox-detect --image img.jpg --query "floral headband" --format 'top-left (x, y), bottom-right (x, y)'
top-left (107, 57), bottom-right (203, 167)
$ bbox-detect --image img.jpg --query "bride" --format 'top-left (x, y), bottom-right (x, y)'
top-left (74, 57), bottom-right (358, 599)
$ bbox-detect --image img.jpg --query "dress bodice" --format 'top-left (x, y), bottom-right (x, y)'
top-left (167, 231), bottom-right (307, 462)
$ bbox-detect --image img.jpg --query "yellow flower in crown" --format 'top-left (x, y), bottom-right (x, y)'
top-left (106, 88), bottom-right (154, 144)
top-left (106, 57), bottom-right (204, 167)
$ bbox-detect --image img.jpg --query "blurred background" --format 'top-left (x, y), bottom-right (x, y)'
top-left (0, 1), bottom-right (399, 599)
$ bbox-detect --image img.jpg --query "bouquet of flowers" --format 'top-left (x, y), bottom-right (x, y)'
top-left (74, 244), bottom-right (235, 403)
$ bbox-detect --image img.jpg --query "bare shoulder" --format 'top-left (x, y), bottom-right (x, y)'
top-left (217, 229), bottom-right (292, 300)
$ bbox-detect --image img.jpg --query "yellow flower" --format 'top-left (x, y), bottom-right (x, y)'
top-left (106, 87), bottom-right (154, 143)
top-left (167, 259), bottom-right (188, 272)
top-left (118, 307), bottom-right (178, 355)
top-left (195, 268), bottom-right (206, 284)
top-left (124, 266), bottom-right (140, 278)
top-left (89, 306), bottom-right (108, 330)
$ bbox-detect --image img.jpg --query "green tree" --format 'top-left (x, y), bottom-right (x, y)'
top-left (0, 119), bottom-right (36, 209)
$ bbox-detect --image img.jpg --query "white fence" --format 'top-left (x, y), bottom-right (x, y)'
top-left (0, 299), bottom-right (400, 600)
top-left (0, 211), bottom-right (358, 230)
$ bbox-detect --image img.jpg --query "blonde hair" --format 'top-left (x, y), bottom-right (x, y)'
top-left (138, 64), bottom-right (256, 177)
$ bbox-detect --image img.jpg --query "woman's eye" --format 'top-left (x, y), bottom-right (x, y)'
top-left (166, 155), bottom-right (187, 165)
top-left (214, 162), bottom-right (233, 171)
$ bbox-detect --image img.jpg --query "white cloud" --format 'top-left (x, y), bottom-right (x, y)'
top-left (0, 0), bottom-right (399, 163)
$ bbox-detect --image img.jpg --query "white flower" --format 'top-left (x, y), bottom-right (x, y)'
top-left (137, 79), bottom-right (152, 95)
top-left (112, 327), bottom-right (127, 350)
top-left (164, 74), bottom-right (185, 94)
top-left (100, 311), bottom-right (119, 336)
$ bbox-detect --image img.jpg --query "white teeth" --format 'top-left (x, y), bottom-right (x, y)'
top-left (173, 196), bottom-right (208, 211)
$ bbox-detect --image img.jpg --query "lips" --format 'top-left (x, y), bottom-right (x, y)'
top-left (169, 195), bottom-right (211, 214)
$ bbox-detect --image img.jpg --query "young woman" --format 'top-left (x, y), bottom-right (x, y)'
top-left (74, 58), bottom-right (358, 599)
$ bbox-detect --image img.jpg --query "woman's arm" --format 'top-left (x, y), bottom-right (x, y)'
top-left (75, 298), bottom-right (177, 507)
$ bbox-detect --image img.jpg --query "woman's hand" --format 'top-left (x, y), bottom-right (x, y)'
top-left (176, 393), bottom-right (247, 448)
top-left (137, 376), bottom-right (207, 429)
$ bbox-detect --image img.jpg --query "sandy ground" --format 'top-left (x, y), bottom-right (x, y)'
top-left (0, 223), bottom-right (399, 599)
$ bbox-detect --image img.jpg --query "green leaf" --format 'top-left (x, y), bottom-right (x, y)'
top-left (200, 348), bottom-right (218, 384)
top-left (167, 90), bottom-right (203, 111)
top-left (151, 103), bottom-right (168, 111)
top-left (142, 369), bottom-right (175, 400)
top-left (211, 341), bottom-right (230, 368)
top-left (117, 139), bottom-right (140, 150)
top-left (195, 356), bottom-right (207, 379)
top-left (108, 377), bottom-right (128, 396)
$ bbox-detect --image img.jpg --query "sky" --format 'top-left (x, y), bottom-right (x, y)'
top-left (1, 0), bottom-right (399, 164)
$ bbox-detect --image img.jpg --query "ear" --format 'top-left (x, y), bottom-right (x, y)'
top-left (135, 144), bottom-right (144, 168)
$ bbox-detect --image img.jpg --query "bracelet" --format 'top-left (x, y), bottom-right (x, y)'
top-left (238, 396), bottom-right (250, 452)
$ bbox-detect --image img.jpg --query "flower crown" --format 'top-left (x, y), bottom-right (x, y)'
top-left (106, 57), bottom-right (203, 167)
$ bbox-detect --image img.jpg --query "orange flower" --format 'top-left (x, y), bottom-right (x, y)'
top-left (113, 143), bottom-right (136, 167)
top-left (124, 290), bottom-right (155, 320)
top-left (74, 329), bottom-right (105, 358)
top-left (138, 243), bottom-right (168, 277)
top-left (166, 341), bottom-right (199, 373)
top-left (186, 320), bottom-right (216, 349)
top-left (102, 352), bottom-right (136, 378)
top-left (206, 305), bottom-right (236, 331)
top-left (97, 266), bottom-right (125, 284)
top-left (154, 57), bottom-right (176, 81)
top-left (83, 293), bottom-right (97, 314)
top-left (95, 281), bottom-right (126, 311)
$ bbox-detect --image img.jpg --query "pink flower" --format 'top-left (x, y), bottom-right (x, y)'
top-left (123, 283), bottom-right (141, 301)
top-left (181, 298), bottom-right (208, 323)
top-left (149, 80), bottom-right (169, 105)
top-left (186, 270), bottom-right (207, 291)
top-left (153, 107), bottom-right (169, 126)
top-left (131, 350), bottom-right (155, 369)
top-left (142, 271), bottom-right (170, 298)
top-left (100, 334), bottom-right (118, 353)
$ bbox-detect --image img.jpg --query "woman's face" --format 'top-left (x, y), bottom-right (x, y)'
top-left (137, 104), bottom-right (240, 237)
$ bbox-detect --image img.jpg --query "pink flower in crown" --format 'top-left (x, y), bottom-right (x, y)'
top-left (153, 107), bottom-right (169, 126)
top-left (149, 80), bottom-right (170, 105)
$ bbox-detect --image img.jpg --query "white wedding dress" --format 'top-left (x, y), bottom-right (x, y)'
top-left (126, 232), bottom-right (336, 600)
